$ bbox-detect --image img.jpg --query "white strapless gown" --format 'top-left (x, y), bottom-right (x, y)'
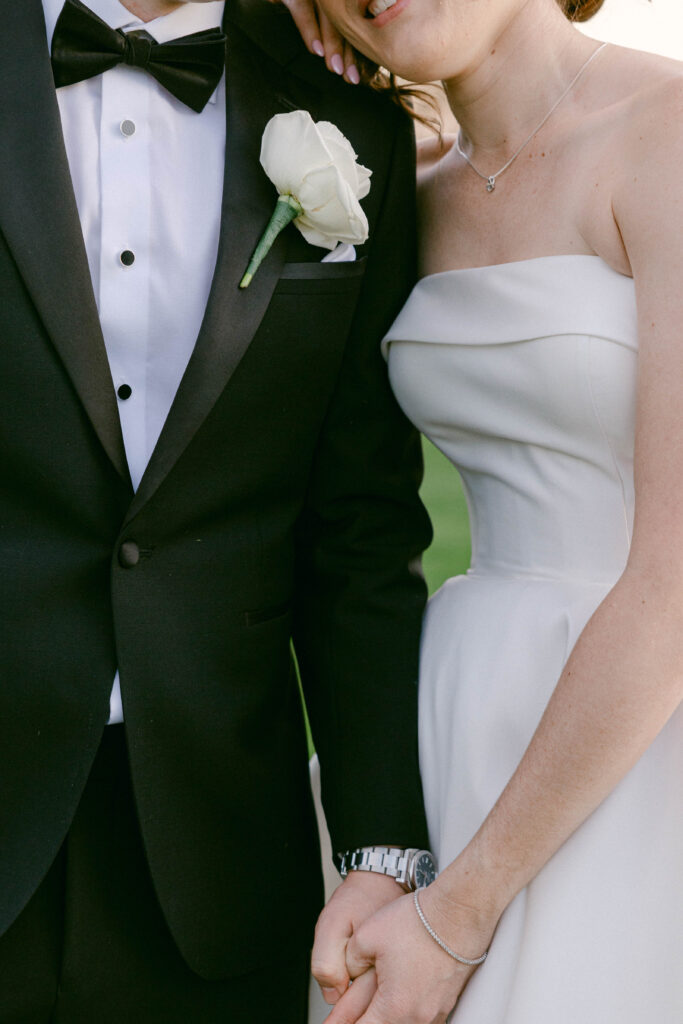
top-left (380, 255), bottom-right (683, 1023)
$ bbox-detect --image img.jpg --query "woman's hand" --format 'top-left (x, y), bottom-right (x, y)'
top-left (266, 0), bottom-right (360, 83)
top-left (325, 883), bottom-right (499, 1024)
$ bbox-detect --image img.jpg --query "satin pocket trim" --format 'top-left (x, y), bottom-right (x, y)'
top-left (279, 257), bottom-right (367, 280)
top-left (244, 601), bottom-right (291, 627)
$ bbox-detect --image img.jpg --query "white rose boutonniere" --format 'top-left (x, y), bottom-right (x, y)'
top-left (239, 110), bottom-right (372, 288)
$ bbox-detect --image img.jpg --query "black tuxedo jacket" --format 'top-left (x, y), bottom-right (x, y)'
top-left (0, 0), bottom-right (432, 978)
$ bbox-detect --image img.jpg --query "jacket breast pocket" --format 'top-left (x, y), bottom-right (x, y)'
top-left (244, 601), bottom-right (292, 627)
top-left (274, 257), bottom-right (367, 295)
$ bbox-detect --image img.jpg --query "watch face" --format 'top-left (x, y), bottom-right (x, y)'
top-left (414, 852), bottom-right (437, 888)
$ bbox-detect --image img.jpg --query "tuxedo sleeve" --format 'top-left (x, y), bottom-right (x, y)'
top-left (292, 109), bottom-right (433, 856)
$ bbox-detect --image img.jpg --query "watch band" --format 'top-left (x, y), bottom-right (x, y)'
top-left (338, 846), bottom-right (414, 887)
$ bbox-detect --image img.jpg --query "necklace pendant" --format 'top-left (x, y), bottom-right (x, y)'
top-left (486, 177), bottom-right (496, 193)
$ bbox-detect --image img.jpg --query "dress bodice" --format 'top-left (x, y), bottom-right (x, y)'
top-left (383, 255), bottom-right (638, 585)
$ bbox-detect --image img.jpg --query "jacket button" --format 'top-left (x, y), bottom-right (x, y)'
top-left (119, 541), bottom-right (140, 568)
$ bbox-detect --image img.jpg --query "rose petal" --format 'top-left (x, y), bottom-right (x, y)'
top-left (316, 123), bottom-right (361, 185)
top-left (296, 165), bottom-right (369, 247)
top-left (317, 122), bottom-right (372, 199)
top-left (260, 111), bottom-right (331, 196)
top-left (355, 164), bottom-right (372, 201)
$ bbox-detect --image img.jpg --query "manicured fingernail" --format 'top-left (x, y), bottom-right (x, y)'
top-left (322, 988), bottom-right (340, 1004)
top-left (312, 39), bottom-right (325, 57)
top-left (331, 54), bottom-right (345, 75)
top-left (347, 63), bottom-right (360, 84)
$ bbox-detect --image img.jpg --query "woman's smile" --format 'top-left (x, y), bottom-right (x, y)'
top-left (364, 0), bottom-right (411, 29)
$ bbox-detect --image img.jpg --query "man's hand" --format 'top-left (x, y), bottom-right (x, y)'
top-left (324, 884), bottom-right (498, 1024)
top-left (312, 871), bottom-right (403, 1005)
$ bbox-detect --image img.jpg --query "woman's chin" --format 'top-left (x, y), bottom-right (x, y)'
top-left (348, 7), bottom-right (456, 82)
top-left (344, 0), bottom-right (430, 71)
top-left (372, 49), bottom-right (449, 86)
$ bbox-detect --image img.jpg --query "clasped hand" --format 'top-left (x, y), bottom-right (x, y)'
top-left (312, 873), bottom-right (496, 1024)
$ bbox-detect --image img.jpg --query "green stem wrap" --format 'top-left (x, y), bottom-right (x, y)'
top-left (239, 194), bottom-right (304, 289)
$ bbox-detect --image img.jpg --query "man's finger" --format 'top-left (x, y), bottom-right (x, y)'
top-left (326, 968), bottom-right (377, 1024)
top-left (311, 952), bottom-right (350, 1001)
top-left (311, 904), bottom-right (352, 997)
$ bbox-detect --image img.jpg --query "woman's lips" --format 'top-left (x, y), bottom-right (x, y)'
top-left (362, 0), bottom-right (409, 26)
top-left (366, 0), bottom-right (397, 16)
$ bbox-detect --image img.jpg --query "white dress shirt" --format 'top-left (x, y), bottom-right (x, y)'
top-left (42, 0), bottom-right (227, 723)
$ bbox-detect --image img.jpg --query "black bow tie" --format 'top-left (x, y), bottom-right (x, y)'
top-left (51, 0), bottom-right (227, 113)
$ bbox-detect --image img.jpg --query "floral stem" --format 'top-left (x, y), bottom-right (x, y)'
top-left (239, 194), bottom-right (303, 289)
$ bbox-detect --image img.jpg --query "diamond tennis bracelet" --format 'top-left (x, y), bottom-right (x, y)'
top-left (413, 889), bottom-right (489, 967)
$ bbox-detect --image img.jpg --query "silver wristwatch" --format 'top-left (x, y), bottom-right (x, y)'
top-left (336, 846), bottom-right (437, 892)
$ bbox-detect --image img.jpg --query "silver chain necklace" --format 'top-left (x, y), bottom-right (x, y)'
top-left (455, 42), bottom-right (608, 193)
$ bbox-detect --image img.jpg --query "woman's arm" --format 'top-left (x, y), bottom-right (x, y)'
top-left (326, 75), bottom-right (683, 1024)
top-left (441, 74), bottom-right (683, 922)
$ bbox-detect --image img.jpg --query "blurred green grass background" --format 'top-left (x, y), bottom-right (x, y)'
top-left (420, 438), bottom-right (471, 595)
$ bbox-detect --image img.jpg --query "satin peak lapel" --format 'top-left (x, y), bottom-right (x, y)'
top-left (126, 28), bottom-right (297, 519)
top-left (0, 0), bottom-right (129, 483)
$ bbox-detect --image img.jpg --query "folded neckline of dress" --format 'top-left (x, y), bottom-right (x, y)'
top-left (382, 254), bottom-right (638, 356)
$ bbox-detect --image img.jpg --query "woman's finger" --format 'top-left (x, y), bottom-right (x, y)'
top-left (345, 929), bottom-right (376, 982)
top-left (279, 0), bottom-right (325, 57)
top-left (318, 7), bottom-right (350, 76)
top-left (326, 968), bottom-right (378, 1024)
top-left (267, 0), bottom-right (359, 79)
top-left (342, 39), bottom-right (360, 84)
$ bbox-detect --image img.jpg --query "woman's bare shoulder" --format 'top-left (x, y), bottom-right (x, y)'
top-left (608, 46), bottom-right (683, 170)
top-left (600, 43), bottom-right (683, 122)
top-left (584, 43), bottom-right (683, 194)
top-left (603, 46), bottom-right (683, 266)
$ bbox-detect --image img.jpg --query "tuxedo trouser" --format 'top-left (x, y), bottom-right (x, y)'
top-left (0, 726), bottom-right (311, 1024)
